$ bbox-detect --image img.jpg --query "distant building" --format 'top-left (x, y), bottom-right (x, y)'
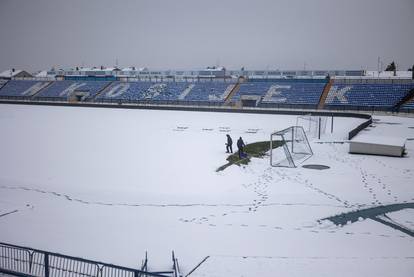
top-left (198, 66), bottom-right (226, 78)
top-left (0, 69), bottom-right (32, 79)
top-left (35, 70), bottom-right (53, 78)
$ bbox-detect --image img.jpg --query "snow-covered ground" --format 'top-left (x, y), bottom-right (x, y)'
top-left (0, 104), bottom-right (413, 276)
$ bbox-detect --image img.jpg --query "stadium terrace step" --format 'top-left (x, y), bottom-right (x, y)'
top-left (29, 81), bottom-right (54, 98)
top-left (393, 87), bottom-right (414, 111)
top-left (224, 82), bottom-right (240, 105)
top-left (0, 80), bottom-right (8, 90)
top-left (318, 78), bottom-right (333, 109)
top-left (178, 84), bottom-right (195, 100)
top-left (92, 81), bottom-right (115, 101)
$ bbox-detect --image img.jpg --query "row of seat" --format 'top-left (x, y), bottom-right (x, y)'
top-left (0, 80), bottom-right (49, 97)
top-left (0, 79), bottom-right (413, 110)
top-left (325, 84), bottom-right (414, 107)
top-left (97, 82), bottom-right (188, 101)
top-left (37, 80), bottom-right (111, 99)
top-left (233, 82), bottom-right (326, 105)
top-left (184, 82), bottom-right (235, 101)
top-left (0, 80), bottom-right (237, 102)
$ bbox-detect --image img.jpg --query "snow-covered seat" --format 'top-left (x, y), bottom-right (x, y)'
top-left (0, 80), bottom-right (50, 97)
top-left (325, 83), bottom-right (414, 108)
top-left (233, 80), bottom-right (326, 107)
top-left (97, 81), bottom-right (190, 101)
top-left (184, 82), bottom-right (235, 102)
top-left (35, 80), bottom-right (110, 99)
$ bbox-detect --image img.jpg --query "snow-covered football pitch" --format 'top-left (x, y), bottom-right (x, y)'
top-left (0, 104), bottom-right (413, 277)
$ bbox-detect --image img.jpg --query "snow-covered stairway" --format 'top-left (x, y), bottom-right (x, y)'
top-left (317, 78), bottom-right (333, 109)
top-left (29, 81), bottom-right (54, 98)
top-left (393, 87), bottom-right (414, 111)
top-left (224, 82), bottom-right (240, 105)
top-left (178, 84), bottom-right (195, 100)
top-left (92, 81), bottom-right (115, 100)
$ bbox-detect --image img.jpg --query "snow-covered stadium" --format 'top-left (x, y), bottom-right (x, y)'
top-left (0, 67), bottom-right (413, 276)
top-left (1, 0), bottom-right (414, 276)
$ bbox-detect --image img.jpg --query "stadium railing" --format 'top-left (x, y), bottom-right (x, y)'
top-left (0, 242), bottom-right (174, 277)
top-left (90, 98), bottom-right (224, 107)
top-left (259, 102), bottom-right (319, 110)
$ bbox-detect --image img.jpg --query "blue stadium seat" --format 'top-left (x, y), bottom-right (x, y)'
top-left (97, 81), bottom-right (189, 101)
top-left (325, 83), bottom-right (414, 108)
top-left (1, 79), bottom-right (412, 111)
top-left (97, 81), bottom-right (234, 103)
top-left (184, 82), bottom-right (235, 102)
top-left (233, 81), bottom-right (326, 107)
top-left (35, 80), bottom-right (110, 99)
top-left (0, 80), bottom-right (50, 97)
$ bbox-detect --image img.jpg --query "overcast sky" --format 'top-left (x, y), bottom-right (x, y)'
top-left (0, 0), bottom-right (413, 72)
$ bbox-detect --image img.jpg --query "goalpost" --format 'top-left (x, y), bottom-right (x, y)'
top-left (296, 114), bottom-right (328, 139)
top-left (270, 126), bottom-right (313, 168)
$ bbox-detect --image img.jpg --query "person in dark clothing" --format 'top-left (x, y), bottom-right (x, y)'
top-left (237, 137), bottom-right (246, 159)
top-left (226, 134), bottom-right (233, 153)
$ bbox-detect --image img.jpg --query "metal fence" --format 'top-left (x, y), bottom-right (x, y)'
top-left (90, 98), bottom-right (224, 107)
top-left (348, 116), bottom-right (373, 140)
top-left (0, 242), bottom-right (178, 277)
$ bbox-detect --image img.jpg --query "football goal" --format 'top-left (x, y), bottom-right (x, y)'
top-left (270, 126), bottom-right (313, 168)
top-left (296, 114), bottom-right (328, 139)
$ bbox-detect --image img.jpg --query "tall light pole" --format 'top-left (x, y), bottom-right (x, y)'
top-left (377, 56), bottom-right (381, 77)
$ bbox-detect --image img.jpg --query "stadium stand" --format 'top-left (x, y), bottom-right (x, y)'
top-left (233, 80), bottom-right (327, 108)
top-left (97, 81), bottom-right (150, 101)
top-left (148, 82), bottom-right (189, 101)
top-left (35, 80), bottom-right (110, 99)
top-left (96, 81), bottom-right (235, 103)
top-left (232, 82), bottom-right (268, 100)
top-left (0, 80), bottom-right (50, 97)
top-left (325, 83), bottom-right (414, 109)
top-left (97, 81), bottom-right (191, 101)
top-left (1, 78), bottom-right (414, 113)
top-left (184, 82), bottom-right (235, 102)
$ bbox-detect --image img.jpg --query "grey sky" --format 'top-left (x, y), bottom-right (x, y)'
top-left (0, 0), bottom-right (413, 72)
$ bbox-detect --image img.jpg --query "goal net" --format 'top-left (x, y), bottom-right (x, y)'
top-left (270, 126), bottom-right (313, 168)
top-left (296, 114), bottom-right (327, 139)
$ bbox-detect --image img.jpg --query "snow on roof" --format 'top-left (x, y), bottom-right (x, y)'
top-left (204, 66), bottom-right (225, 71)
top-left (365, 71), bottom-right (412, 78)
top-left (0, 69), bottom-right (23, 77)
top-left (35, 70), bottom-right (49, 77)
top-left (79, 67), bottom-right (103, 72)
top-left (122, 67), bottom-right (137, 72)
